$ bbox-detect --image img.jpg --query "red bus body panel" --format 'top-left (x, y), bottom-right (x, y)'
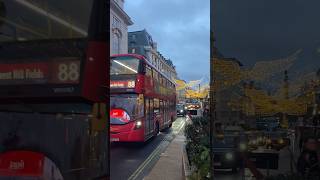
top-left (0, 151), bottom-right (44, 177)
top-left (110, 122), bottom-right (145, 142)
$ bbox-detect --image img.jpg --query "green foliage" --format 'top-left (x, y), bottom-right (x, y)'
top-left (185, 117), bottom-right (210, 180)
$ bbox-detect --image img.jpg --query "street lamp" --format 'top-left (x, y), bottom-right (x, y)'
top-left (209, 29), bottom-right (215, 179)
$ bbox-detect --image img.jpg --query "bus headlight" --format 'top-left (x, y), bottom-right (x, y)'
top-left (225, 152), bottom-right (233, 161)
top-left (135, 121), bottom-right (142, 129)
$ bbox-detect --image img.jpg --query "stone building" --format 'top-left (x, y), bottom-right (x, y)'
top-left (110, 0), bottom-right (133, 55)
top-left (128, 29), bottom-right (177, 82)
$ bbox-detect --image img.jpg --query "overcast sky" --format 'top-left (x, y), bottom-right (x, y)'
top-left (125, 0), bottom-right (210, 82)
top-left (213, 0), bottom-right (320, 71)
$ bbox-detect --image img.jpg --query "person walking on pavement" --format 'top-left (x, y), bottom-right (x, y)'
top-left (297, 137), bottom-right (320, 179)
top-left (186, 111), bottom-right (192, 123)
top-left (202, 108), bottom-right (209, 117)
top-left (299, 128), bottom-right (304, 153)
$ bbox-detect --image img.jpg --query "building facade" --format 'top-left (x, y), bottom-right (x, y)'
top-left (110, 0), bottom-right (133, 55)
top-left (214, 57), bottom-right (244, 126)
top-left (128, 29), bottom-right (177, 83)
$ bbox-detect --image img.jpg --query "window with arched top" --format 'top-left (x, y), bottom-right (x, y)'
top-left (112, 32), bottom-right (120, 54)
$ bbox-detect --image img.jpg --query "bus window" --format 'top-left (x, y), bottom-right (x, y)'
top-left (158, 75), bottom-right (162, 85)
top-left (153, 69), bottom-right (158, 82)
top-left (144, 98), bottom-right (154, 135)
top-left (154, 98), bottom-right (160, 114)
top-left (149, 99), bottom-right (154, 134)
top-left (111, 56), bottom-right (141, 75)
top-left (146, 65), bottom-right (152, 77)
top-left (160, 100), bottom-right (164, 118)
top-left (145, 98), bottom-right (150, 135)
top-left (165, 101), bottom-right (168, 123)
top-left (110, 94), bottom-right (144, 120)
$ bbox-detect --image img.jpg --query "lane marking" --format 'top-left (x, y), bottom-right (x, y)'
top-left (173, 119), bottom-right (186, 134)
top-left (175, 121), bottom-right (186, 134)
top-left (128, 141), bottom-right (168, 180)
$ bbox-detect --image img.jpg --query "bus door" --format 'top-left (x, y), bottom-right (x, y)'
top-left (144, 98), bottom-right (154, 136)
top-left (160, 100), bottom-right (164, 128)
top-left (150, 99), bottom-right (159, 134)
top-left (164, 101), bottom-right (168, 126)
top-left (149, 99), bottom-right (154, 134)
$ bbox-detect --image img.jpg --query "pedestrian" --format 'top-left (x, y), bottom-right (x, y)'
top-left (186, 111), bottom-right (192, 121)
top-left (202, 108), bottom-right (209, 117)
top-left (297, 137), bottom-right (320, 179)
top-left (299, 128), bottom-right (304, 153)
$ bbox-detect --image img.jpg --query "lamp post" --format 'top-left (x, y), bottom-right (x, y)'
top-left (209, 29), bottom-right (215, 179)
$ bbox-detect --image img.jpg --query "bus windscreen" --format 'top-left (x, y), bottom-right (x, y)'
top-left (111, 56), bottom-right (141, 75)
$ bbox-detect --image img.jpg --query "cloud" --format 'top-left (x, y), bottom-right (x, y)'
top-left (125, 0), bottom-right (210, 81)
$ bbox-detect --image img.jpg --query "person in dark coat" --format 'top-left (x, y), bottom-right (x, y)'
top-left (299, 127), bottom-right (304, 153)
top-left (297, 137), bottom-right (320, 179)
top-left (202, 108), bottom-right (209, 117)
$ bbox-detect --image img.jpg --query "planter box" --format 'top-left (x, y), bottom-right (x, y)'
top-left (182, 144), bottom-right (194, 179)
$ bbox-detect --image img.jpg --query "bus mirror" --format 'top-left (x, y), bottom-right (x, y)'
top-left (91, 103), bottom-right (107, 131)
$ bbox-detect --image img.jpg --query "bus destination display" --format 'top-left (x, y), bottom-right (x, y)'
top-left (0, 59), bottom-right (80, 85)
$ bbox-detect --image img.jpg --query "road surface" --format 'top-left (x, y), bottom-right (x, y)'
top-left (110, 117), bottom-right (186, 180)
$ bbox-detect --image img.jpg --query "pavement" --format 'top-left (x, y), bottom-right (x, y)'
top-left (143, 134), bottom-right (185, 180)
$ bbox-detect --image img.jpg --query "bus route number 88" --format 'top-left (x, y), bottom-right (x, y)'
top-left (57, 62), bottom-right (80, 83)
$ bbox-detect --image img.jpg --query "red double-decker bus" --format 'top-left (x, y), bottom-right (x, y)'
top-left (0, 0), bottom-right (108, 179)
top-left (110, 54), bottom-right (177, 142)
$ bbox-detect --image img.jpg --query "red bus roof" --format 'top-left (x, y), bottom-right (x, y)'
top-left (111, 53), bottom-right (146, 60)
